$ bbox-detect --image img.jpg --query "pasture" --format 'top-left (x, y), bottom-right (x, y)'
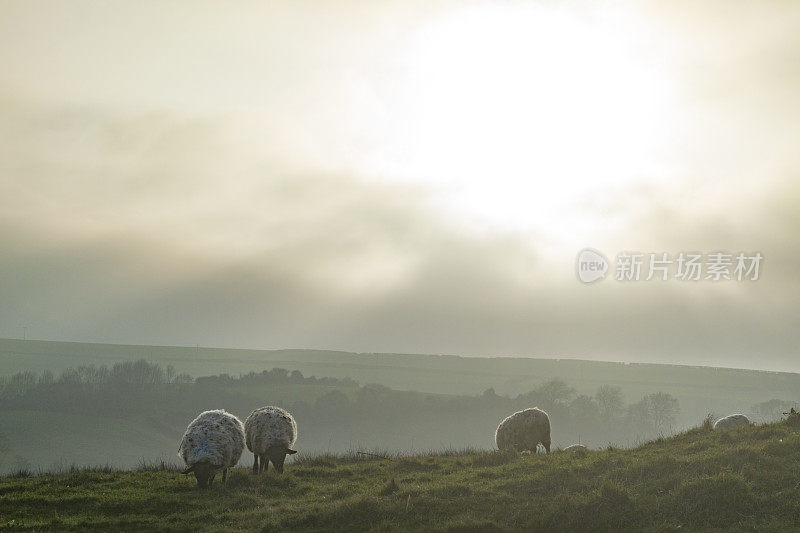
top-left (2, 421), bottom-right (800, 531)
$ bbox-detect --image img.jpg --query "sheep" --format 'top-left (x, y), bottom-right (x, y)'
top-left (495, 407), bottom-right (551, 453)
top-left (178, 409), bottom-right (245, 488)
top-left (784, 407), bottom-right (800, 427)
top-left (713, 413), bottom-right (750, 430)
top-left (564, 444), bottom-right (587, 452)
top-left (244, 406), bottom-right (298, 474)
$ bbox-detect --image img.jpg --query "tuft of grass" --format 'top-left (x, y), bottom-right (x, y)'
top-left (2, 420), bottom-right (800, 531)
top-left (467, 450), bottom-right (518, 468)
top-left (8, 468), bottom-right (32, 478)
top-left (137, 459), bottom-right (180, 472)
top-left (676, 473), bottom-right (757, 527)
top-left (380, 478), bottom-right (400, 495)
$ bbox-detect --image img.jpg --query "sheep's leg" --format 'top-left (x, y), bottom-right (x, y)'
top-left (252, 454), bottom-right (259, 474)
top-left (260, 454), bottom-right (268, 473)
top-left (222, 468), bottom-right (227, 484)
top-left (274, 452), bottom-right (287, 474)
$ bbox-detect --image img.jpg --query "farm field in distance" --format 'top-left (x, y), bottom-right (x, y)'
top-left (2, 337), bottom-right (798, 419)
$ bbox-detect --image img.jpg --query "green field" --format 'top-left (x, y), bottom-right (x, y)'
top-left (2, 420), bottom-right (799, 531)
top-left (0, 410), bottom-right (177, 473)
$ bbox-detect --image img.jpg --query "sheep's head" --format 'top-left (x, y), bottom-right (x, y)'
top-left (183, 461), bottom-right (219, 488)
top-left (785, 408), bottom-right (800, 427)
top-left (267, 445), bottom-right (298, 474)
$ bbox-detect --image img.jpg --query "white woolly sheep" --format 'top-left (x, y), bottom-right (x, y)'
top-left (713, 413), bottom-right (750, 430)
top-left (244, 406), bottom-right (298, 474)
top-left (495, 407), bottom-right (551, 453)
top-left (564, 444), bottom-right (587, 452)
top-left (178, 409), bottom-right (245, 488)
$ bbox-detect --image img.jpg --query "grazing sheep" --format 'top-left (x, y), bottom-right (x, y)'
top-left (178, 409), bottom-right (245, 488)
top-left (784, 408), bottom-right (800, 427)
top-left (564, 444), bottom-right (588, 452)
top-left (495, 407), bottom-right (551, 453)
top-left (244, 406), bottom-right (298, 474)
top-left (713, 413), bottom-right (750, 430)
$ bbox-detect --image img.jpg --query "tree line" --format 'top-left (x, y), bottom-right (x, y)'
top-left (1, 360), bottom-right (682, 449)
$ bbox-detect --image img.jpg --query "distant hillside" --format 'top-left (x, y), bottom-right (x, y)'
top-left (0, 361), bottom-right (699, 472)
top-left (2, 338), bottom-right (798, 427)
top-left (2, 421), bottom-right (799, 531)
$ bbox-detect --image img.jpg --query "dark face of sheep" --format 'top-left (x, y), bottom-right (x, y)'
top-left (267, 445), bottom-right (297, 474)
top-left (183, 461), bottom-right (219, 489)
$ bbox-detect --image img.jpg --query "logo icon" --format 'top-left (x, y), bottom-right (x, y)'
top-left (576, 248), bottom-right (608, 284)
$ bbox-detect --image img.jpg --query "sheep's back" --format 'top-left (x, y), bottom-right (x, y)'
top-left (179, 409), bottom-right (245, 467)
top-left (495, 407), bottom-right (550, 451)
top-left (245, 406), bottom-right (297, 455)
top-left (713, 413), bottom-right (750, 430)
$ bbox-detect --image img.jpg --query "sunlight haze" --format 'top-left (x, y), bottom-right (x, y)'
top-left (0, 0), bottom-right (798, 370)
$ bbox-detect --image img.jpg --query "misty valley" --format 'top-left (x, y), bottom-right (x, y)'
top-left (1, 339), bottom-right (797, 474)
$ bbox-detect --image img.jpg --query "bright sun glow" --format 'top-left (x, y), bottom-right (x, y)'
top-left (366, 4), bottom-right (675, 246)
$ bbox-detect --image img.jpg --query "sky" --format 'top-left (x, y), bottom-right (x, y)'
top-left (0, 0), bottom-right (798, 371)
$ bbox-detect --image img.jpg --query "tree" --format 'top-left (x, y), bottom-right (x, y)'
top-left (536, 379), bottom-right (575, 407)
top-left (173, 373), bottom-right (193, 384)
top-left (626, 398), bottom-right (652, 432)
top-left (356, 384), bottom-right (391, 406)
top-left (646, 392), bottom-right (679, 431)
top-left (110, 360), bottom-right (165, 387)
top-left (38, 370), bottom-right (54, 386)
top-left (315, 390), bottom-right (350, 410)
top-left (595, 385), bottom-right (624, 420)
top-left (270, 368), bottom-right (290, 380)
top-left (570, 394), bottom-right (599, 424)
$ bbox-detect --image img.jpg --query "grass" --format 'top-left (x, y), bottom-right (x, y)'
top-left (0, 409), bottom-right (177, 472)
top-left (1, 421), bottom-right (800, 531)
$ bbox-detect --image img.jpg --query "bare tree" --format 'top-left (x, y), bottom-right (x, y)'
top-left (646, 392), bottom-right (679, 432)
top-left (596, 385), bottom-right (624, 420)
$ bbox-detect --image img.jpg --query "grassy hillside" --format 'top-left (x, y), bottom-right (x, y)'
top-left (0, 410), bottom-right (177, 472)
top-left (2, 338), bottom-right (799, 428)
top-left (2, 421), bottom-right (800, 531)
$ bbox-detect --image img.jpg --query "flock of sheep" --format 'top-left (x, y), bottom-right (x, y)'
top-left (179, 407), bottom-right (297, 488)
top-left (178, 405), bottom-right (752, 489)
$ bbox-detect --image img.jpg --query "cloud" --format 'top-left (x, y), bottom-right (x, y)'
top-left (0, 104), bottom-right (797, 370)
top-left (0, 0), bottom-right (799, 371)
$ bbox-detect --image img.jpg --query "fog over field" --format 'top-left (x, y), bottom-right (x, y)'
top-left (2, 2), bottom-right (800, 530)
top-left (1, 338), bottom-right (798, 473)
top-left (1, 0), bottom-right (799, 371)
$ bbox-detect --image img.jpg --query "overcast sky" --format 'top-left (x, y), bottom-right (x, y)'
top-left (0, 0), bottom-right (798, 371)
